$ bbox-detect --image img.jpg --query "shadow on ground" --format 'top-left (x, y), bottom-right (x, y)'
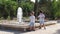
top-left (0, 28), bottom-right (34, 34)
top-left (54, 29), bottom-right (60, 34)
top-left (0, 29), bottom-right (23, 34)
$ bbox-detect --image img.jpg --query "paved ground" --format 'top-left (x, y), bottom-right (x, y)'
top-left (0, 23), bottom-right (60, 34)
top-left (23, 23), bottom-right (60, 34)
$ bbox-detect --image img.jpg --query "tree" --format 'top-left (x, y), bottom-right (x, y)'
top-left (20, 1), bottom-right (34, 16)
top-left (0, 0), bottom-right (18, 19)
top-left (52, 0), bottom-right (60, 19)
top-left (34, 0), bottom-right (39, 17)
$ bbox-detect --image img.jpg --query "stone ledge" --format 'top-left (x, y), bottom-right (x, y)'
top-left (0, 21), bottom-right (57, 31)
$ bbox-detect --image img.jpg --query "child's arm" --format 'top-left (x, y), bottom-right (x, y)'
top-left (43, 14), bottom-right (45, 18)
top-left (42, 14), bottom-right (45, 18)
top-left (37, 15), bottom-right (40, 20)
top-left (38, 15), bottom-right (40, 18)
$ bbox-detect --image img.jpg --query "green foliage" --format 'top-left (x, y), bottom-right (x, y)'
top-left (0, 0), bottom-right (18, 19)
top-left (0, 17), bottom-right (4, 20)
top-left (55, 11), bottom-right (60, 18)
top-left (38, 0), bottom-right (60, 19)
top-left (51, 0), bottom-right (60, 19)
top-left (0, 0), bottom-right (60, 20)
top-left (7, 16), bottom-right (10, 20)
top-left (0, 0), bottom-right (34, 19)
top-left (20, 1), bottom-right (34, 16)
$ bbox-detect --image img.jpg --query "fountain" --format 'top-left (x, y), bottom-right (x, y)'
top-left (0, 7), bottom-right (57, 31)
top-left (17, 7), bottom-right (23, 24)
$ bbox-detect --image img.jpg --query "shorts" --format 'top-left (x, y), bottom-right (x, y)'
top-left (29, 22), bottom-right (35, 27)
top-left (39, 21), bottom-right (44, 24)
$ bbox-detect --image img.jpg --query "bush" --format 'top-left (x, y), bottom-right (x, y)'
top-left (7, 16), bottom-right (10, 20)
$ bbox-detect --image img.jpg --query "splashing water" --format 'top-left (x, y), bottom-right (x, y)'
top-left (17, 7), bottom-right (23, 24)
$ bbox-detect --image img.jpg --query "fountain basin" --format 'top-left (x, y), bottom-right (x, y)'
top-left (0, 21), bottom-right (57, 31)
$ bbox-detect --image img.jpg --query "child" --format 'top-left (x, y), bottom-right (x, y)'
top-left (38, 11), bottom-right (46, 29)
top-left (29, 11), bottom-right (35, 31)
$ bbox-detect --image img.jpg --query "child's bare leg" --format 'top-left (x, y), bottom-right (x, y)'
top-left (30, 27), bottom-right (32, 30)
top-left (43, 24), bottom-right (46, 29)
top-left (39, 24), bottom-right (42, 29)
top-left (32, 26), bottom-right (35, 31)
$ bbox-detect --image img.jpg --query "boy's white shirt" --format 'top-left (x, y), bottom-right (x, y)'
top-left (38, 13), bottom-right (45, 21)
top-left (30, 15), bottom-right (35, 22)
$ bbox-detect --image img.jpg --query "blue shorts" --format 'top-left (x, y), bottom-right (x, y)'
top-left (29, 22), bottom-right (35, 27)
top-left (39, 21), bottom-right (44, 24)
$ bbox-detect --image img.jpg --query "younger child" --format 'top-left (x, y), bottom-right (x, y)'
top-left (38, 11), bottom-right (46, 29)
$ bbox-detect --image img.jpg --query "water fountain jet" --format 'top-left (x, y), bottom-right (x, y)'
top-left (17, 7), bottom-right (23, 24)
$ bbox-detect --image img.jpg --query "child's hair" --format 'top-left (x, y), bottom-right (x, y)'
top-left (32, 11), bottom-right (34, 14)
top-left (40, 10), bottom-right (43, 13)
top-left (30, 11), bottom-right (34, 15)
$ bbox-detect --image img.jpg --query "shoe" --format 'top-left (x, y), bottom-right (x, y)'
top-left (44, 28), bottom-right (46, 30)
top-left (39, 27), bottom-right (41, 29)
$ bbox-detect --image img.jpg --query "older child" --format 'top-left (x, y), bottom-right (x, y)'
top-left (29, 11), bottom-right (35, 31)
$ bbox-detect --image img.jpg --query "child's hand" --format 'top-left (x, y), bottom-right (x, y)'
top-left (36, 17), bottom-right (39, 20)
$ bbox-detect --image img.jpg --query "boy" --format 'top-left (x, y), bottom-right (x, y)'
top-left (38, 11), bottom-right (46, 29)
top-left (29, 11), bottom-right (35, 31)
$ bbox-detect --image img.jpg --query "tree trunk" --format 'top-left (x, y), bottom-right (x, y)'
top-left (34, 0), bottom-right (38, 17)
